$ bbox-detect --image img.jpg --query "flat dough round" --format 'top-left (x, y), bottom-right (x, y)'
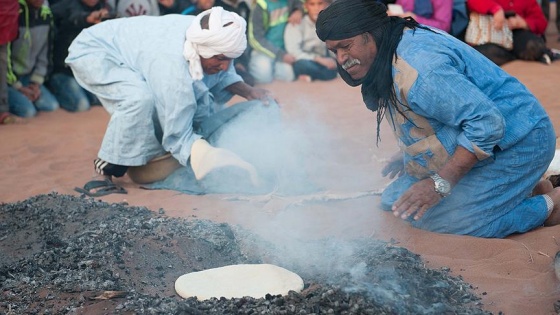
top-left (175, 264), bottom-right (304, 300)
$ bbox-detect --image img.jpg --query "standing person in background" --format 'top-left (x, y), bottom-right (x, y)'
top-left (284, 0), bottom-right (337, 82)
top-left (541, 0), bottom-right (560, 42)
top-left (48, 0), bottom-right (114, 113)
top-left (247, 0), bottom-right (304, 83)
top-left (7, 0), bottom-right (60, 118)
top-left (0, 0), bottom-right (21, 124)
top-left (387, 0), bottom-right (453, 33)
top-left (467, 0), bottom-right (559, 65)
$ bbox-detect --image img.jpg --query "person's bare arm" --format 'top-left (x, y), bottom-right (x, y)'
top-left (392, 146), bottom-right (479, 220)
top-left (226, 81), bottom-right (276, 104)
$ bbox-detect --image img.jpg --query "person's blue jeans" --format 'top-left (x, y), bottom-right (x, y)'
top-left (293, 59), bottom-right (338, 81)
top-left (47, 73), bottom-right (100, 112)
top-left (8, 75), bottom-right (59, 117)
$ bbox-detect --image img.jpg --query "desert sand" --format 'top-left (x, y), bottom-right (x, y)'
top-left (2, 30), bottom-right (560, 314)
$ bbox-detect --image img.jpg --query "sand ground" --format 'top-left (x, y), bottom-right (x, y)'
top-left (2, 30), bottom-right (560, 314)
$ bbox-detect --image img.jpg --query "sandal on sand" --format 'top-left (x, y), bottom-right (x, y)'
top-left (74, 179), bottom-right (127, 197)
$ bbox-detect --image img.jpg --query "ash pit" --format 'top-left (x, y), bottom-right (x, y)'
top-left (0, 193), bottom-right (490, 314)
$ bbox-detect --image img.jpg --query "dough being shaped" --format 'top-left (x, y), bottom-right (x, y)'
top-left (175, 264), bottom-right (304, 300)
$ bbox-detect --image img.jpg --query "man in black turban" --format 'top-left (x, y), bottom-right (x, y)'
top-left (315, 0), bottom-right (560, 238)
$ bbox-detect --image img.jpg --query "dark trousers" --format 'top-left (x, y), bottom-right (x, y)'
top-left (472, 29), bottom-right (548, 66)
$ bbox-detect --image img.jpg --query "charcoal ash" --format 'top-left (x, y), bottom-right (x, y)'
top-left (1, 193), bottom-right (491, 314)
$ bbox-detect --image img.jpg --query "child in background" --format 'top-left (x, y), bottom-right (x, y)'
top-left (247, 0), bottom-right (304, 84)
top-left (284, 0), bottom-right (337, 82)
top-left (7, 0), bottom-right (60, 118)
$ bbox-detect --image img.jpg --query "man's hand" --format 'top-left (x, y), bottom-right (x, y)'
top-left (28, 83), bottom-right (41, 100)
top-left (18, 84), bottom-right (40, 102)
top-left (392, 178), bottom-right (441, 220)
top-left (391, 146), bottom-right (478, 221)
top-left (225, 81), bottom-right (277, 105)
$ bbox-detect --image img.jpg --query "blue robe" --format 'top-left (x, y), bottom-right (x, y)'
top-left (380, 27), bottom-right (556, 238)
top-left (66, 14), bottom-right (243, 167)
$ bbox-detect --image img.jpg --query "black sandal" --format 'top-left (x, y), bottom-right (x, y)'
top-left (74, 179), bottom-right (127, 197)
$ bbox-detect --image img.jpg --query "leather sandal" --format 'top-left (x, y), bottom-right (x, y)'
top-left (74, 179), bottom-right (127, 197)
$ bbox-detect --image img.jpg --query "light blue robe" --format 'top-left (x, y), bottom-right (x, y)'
top-left (66, 14), bottom-right (243, 167)
top-left (380, 27), bottom-right (556, 238)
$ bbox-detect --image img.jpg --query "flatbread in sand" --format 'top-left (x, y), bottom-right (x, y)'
top-left (174, 264), bottom-right (304, 300)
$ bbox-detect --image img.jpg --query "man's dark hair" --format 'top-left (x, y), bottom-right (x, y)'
top-left (316, 0), bottom-right (435, 143)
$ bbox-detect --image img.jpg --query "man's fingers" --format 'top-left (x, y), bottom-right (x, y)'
top-left (413, 204), bottom-right (430, 220)
top-left (398, 199), bottom-right (425, 219)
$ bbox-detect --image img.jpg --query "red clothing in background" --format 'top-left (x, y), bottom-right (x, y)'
top-left (0, 0), bottom-right (19, 44)
top-left (467, 0), bottom-right (548, 35)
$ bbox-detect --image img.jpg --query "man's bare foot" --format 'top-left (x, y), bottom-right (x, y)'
top-left (533, 179), bottom-right (554, 196)
top-left (544, 187), bottom-right (560, 226)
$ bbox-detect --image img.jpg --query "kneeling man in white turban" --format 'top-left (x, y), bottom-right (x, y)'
top-left (67, 7), bottom-right (273, 196)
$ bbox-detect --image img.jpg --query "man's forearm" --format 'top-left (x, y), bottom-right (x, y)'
top-left (438, 146), bottom-right (479, 187)
top-left (226, 81), bottom-right (253, 99)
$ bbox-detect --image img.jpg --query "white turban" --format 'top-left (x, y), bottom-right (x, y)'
top-left (183, 7), bottom-right (247, 80)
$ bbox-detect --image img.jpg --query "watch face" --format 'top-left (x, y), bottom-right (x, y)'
top-left (437, 180), bottom-right (451, 194)
top-left (431, 174), bottom-right (451, 195)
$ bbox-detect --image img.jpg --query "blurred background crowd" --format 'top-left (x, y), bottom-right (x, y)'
top-left (0, 0), bottom-right (558, 123)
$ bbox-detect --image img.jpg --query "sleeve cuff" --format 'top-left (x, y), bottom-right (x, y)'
top-left (30, 74), bottom-right (45, 85)
top-left (457, 133), bottom-right (493, 161)
top-left (11, 81), bottom-right (23, 89)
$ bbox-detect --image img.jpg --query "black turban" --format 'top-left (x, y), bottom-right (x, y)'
top-left (315, 0), bottom-right (430, 144)
top-left (316, 0), bottom-right (390, 42)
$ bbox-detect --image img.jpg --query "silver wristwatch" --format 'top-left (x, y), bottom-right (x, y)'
top-left (430, 173), bottom-right (451, 197)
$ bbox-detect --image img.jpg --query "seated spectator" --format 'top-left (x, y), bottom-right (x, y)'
top-left (541, 0), bottom-right (560, 42)
top-left (48, 0), bottom-right (114, 112)
top-left (247, 0), bottom-right (304, 84)
top-left (467, 0), bottom-right (559, 65)
top-left (7, 0), bottom-right (59, 118)
top-left (387, 0), bottom-right (453, 33)
top-left (284, 0), bottom-right (337, 82)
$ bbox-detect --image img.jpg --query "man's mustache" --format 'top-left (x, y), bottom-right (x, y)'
top-left (341, 58), bottom-right (361, 71)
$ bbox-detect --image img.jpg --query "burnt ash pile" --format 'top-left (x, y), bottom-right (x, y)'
top-left (0, 193), bottom-right (490, 314)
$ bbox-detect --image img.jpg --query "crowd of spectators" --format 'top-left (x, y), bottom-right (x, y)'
top-left (0, 0), bottom-right (558, 123)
